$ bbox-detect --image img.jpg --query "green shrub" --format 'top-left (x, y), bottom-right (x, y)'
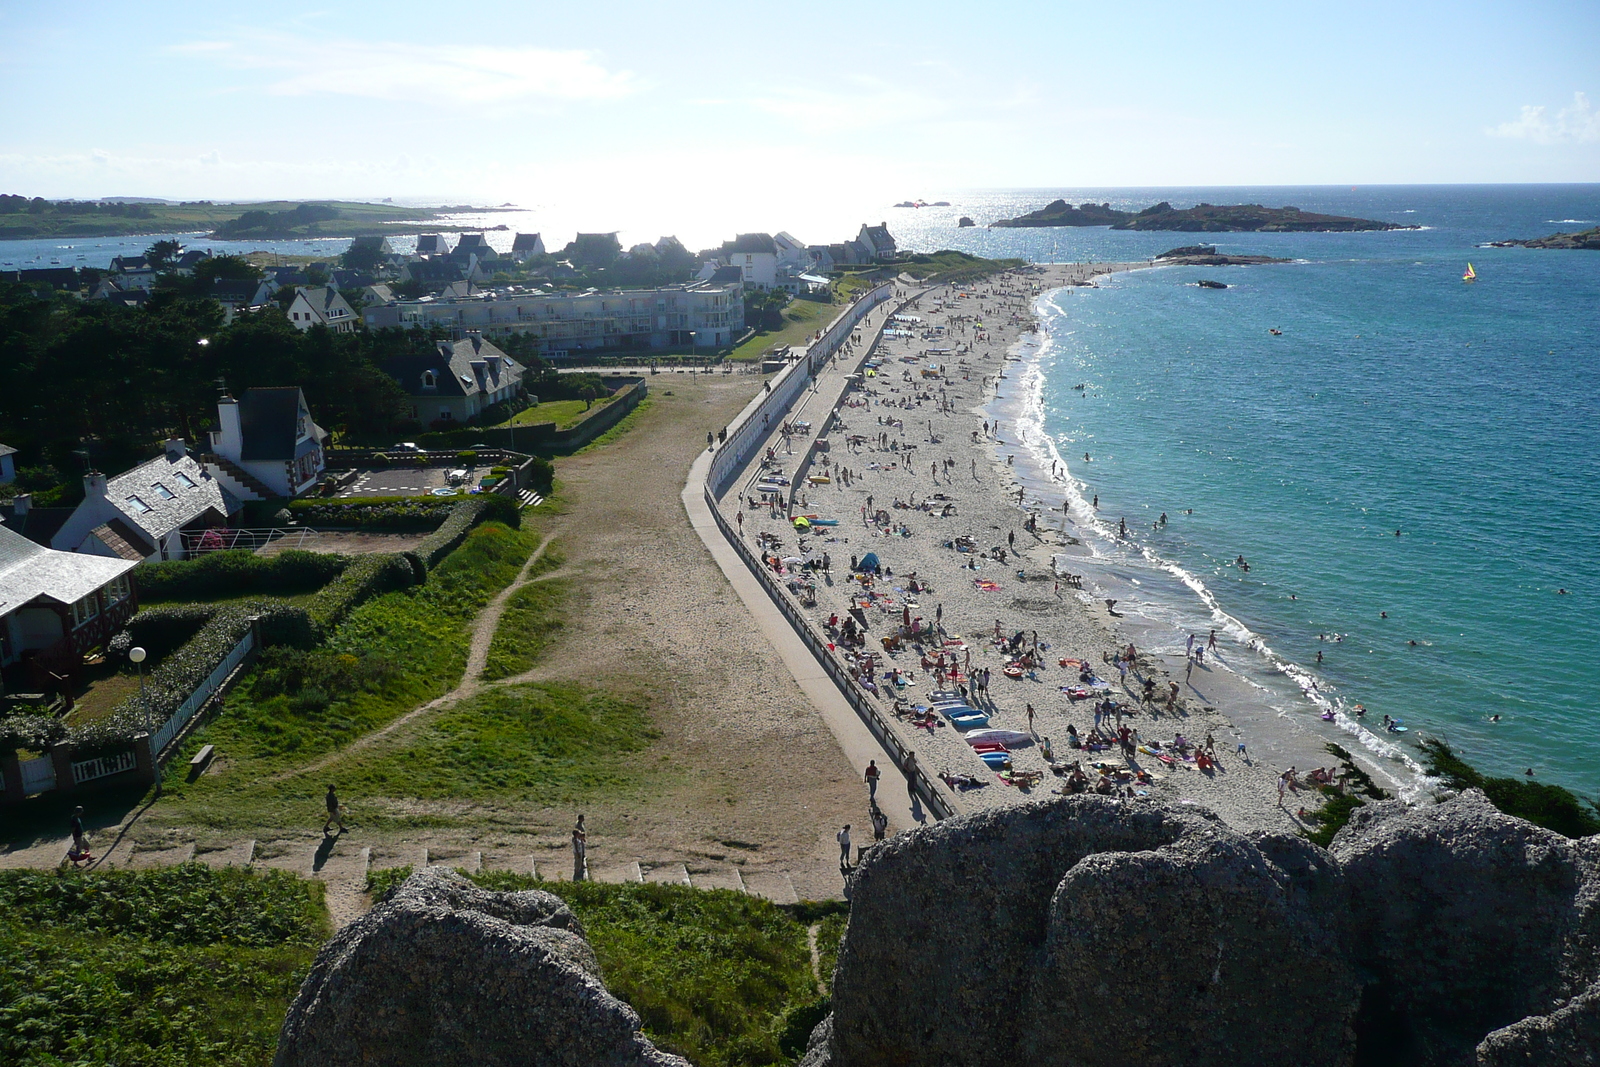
top-left (527, 454), bottom-right (555, 495)
top-left (0, 713), bottom-right (67, 756)
top-left (286, 496), bottom-right (456, 530)
top-left (306, 553), bottom-right (421, 635)
top-left (372, 452), bottom-right (391, 465)
top-left (1419, 737), bottom-right (1600, 838)
top-left (135, 549), bottom-right (348, 603)
top-left (455, 450), bottom-right (478, 463)
top-left (416, 496), bottom-right (520, 569)
top-left (123, 603), bottom-right (219, 659)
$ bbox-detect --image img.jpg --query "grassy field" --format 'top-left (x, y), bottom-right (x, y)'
top-left (507, 398), bottom-right (609, 428)
top-left (0, 200), bottom-right (490, 240)
top-left (148, 521), bottom-right (543, 834)
top-left (483, 565), bottom-right (567, 680)
top-left (728, 297), bottom-right (839, 362)
top-left (0, 865), bottom-right (327, 1067)
top-left (366, 871), bottom-right (828, 1067)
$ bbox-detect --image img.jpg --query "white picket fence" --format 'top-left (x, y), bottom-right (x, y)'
top-left (71, 749), bottom-right (137, 784)
top-left (151, 629), bottom-right (256, 755)
top-left (18, 755), bottom-right (55, 795)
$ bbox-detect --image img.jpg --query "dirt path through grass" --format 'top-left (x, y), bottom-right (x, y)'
top-left (275, 530), bottom-right (556, 780)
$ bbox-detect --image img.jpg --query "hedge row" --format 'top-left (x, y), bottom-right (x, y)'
top-left (75, 602), bottom-right (309, 756)
top-left (65, 498), bottom-right (514, 753)
top-left (305, 553), bottom-right (423, 636)
top-left (135, 550), bottom-right (348, 604)
top-left (285, 496), bottom-right (459, 530)
top-left (416, 495), bottom-right (521, 568)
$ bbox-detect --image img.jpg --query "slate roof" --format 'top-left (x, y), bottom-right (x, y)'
top-left (406, 258), bottom-right (465, 285)
top-left (415, 234), bottom-right (447, 255)
top-left (0, 523), bottom-right (136, 614)
top-left (511, 233), bottom-right (544, 252)
top-left (211, 278), bottom-right (271, 307)
top-left (177, 250), bottom-right (212, 269)
top-left (239, 387), bottom-right (325, 462)
top-left (110, 255), bottom-right (150, 273)
top-left (103, 452), bottom-right (232, 545)
top-left (0, 444), bottom-right (15, 458)
top-left (383, 335), bottom-right (525, 400)
top-left (0, 505), bottom-right (74, 546)
top-left (727, 233), bottom-right (778, 255)
top-left (710, 265), bottom-right (743, 284)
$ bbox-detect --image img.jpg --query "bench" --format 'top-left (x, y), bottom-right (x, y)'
top-left (190, 744), bottom-right (215, 769)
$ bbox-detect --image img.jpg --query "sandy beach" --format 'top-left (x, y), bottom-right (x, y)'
top-left (723, 262), bottom-right (1346, 833)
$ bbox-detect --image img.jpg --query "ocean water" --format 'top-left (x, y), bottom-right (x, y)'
top-left (919, 186), bottom-right (1600, 796)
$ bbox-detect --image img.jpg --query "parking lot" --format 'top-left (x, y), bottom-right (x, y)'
top-left (335, 466), bottom-right (466, 498)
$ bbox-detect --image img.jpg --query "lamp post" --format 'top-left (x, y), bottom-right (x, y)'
top-left (129, 646), bottom-right (150, 733)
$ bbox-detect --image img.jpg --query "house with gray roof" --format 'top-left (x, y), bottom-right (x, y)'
top-left (382, 332), bottom-right (526, 426)
top-left (287, 286), bottom-right (357, 332)
top-left (203, 388), bottom-right (329, 501)
top-left (46, 442), bottom-right (237, 563)
top-left (510, 233), bottom-right (546, 261)
top-left (856, 222), bottom-right (897, 262)
top-left (0, 520), bottom-right (139, 674)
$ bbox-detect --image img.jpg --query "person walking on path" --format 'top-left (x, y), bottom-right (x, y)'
top-left (571, 815), bottom-right (588, 881)
top-left (837, 824), bottom-right (853, 869)
top-left (865, 760), bottom-right (881, 799)
top-left (1026, 703), bottom-right (1036, 735)
top-left (69, 806), bottom-right (88, 856)
top-left (871, 806), bottom-right (889, 843)
top-left (323, 786), bottom-right (344, 835)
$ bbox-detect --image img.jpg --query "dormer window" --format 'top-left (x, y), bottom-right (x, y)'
top-left (126, 495), bottom-right (151, 514)
top-left (154, 484), bottom-right (175, 500)
top-left (175, 472), bottom-right (197, 489)
top-left (296, 412), bottom-right (307, 437)
top-left (423, 370), bottom-right (437, 388)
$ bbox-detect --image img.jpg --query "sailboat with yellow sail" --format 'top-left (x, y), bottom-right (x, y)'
top-left (1463, 262), bottom-right (1477, 282)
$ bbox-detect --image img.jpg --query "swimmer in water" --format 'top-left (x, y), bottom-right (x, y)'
top-left (1558, 588), bottom-right (1569, 595)
top-left (1316, 651), bottom-right (1323, 664)
top-left (1395, 529), bottom-right (1401, 537)
top-left (1489, 714), bottom-right (1501, 722)
top-left (1408, 640), bottom-right (1418, 646)
top-left (1380, 611), bottom-right (1388, 619)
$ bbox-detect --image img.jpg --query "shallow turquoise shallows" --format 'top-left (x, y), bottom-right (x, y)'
top-left (919, 186), bottom-right (1599, 795)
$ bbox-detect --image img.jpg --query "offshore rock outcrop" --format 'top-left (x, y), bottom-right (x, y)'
top-left (805, 791), bottom-right (1600, 1067)
top-left (274, 866), bottom-right (687, 1067)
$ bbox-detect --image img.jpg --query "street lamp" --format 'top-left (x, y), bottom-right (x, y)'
top-left (129, 646), bottom-right (150, 732)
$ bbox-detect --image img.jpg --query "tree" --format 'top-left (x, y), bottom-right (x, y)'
top-left (146, 239), bottom-right (182, 271)
top-left (580, 385), bottom-right (598, 411)
top-left (192, 255), bottom-right (263, 287)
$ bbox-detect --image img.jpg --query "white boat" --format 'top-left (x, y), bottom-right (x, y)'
top-left (963, 728), bottom-right (1032, 747)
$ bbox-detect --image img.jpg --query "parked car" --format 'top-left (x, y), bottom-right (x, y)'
top-left (391, 441), bottom-right (423, 453)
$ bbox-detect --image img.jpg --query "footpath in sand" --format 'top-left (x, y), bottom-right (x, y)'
top-left (722, 262), bottom-right (1333, 833)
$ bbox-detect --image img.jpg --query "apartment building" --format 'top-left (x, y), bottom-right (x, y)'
top-left (362, 280), bottom-right (744, 354)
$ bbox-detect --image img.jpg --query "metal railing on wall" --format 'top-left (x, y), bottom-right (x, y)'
top-left (701, 281), bottom-right (958, 821)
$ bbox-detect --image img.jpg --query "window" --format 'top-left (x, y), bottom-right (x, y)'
top-left (107, 575), bottom-right (131, 604)
top-left (154, 483), bottom-right (175, 500)
top-left (125, 495), bottom-right (150, 514)
top-left (174, 472), bottom-right (197, 489)
top-left (70, 593), bottom-right (100, 629)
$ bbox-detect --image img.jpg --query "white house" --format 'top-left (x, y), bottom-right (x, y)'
top-left (0, 444), bottom-right (14, 484)
top-left (383, 333), bottom-right (527, 426)
top-left (47, 443), bottom-right (236, 563)
top-left (109, 254), bottom-right (157, 291)
top-left (856, 223), bottom-right (898, 262)
top-left (0, 524), bottom-right (139, 671)
top-left (287, 286), bottom-right (357, 332)
top-left (204, 388), bottom-right (328, 501)
top-left (510, 233), bottom-right (546, 261)
top-left (726, 233), bottom-right (779, 289)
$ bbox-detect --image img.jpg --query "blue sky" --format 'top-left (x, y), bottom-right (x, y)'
top-left (2, 0), bottom-right (1596, 214)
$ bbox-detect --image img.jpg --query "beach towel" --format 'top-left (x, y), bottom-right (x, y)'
top-left (974, 579), bottom-right (1001, 591)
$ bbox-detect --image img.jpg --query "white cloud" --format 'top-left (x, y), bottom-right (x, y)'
top-left (171, 33), bottom-right (636, 105)
top-left (1489, 91), bottom-right (1600, 144)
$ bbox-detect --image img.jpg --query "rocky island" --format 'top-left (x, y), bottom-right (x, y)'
top-left (991, 199), bottom-right (1415, 232)
top-left (1487, 225), bottom-right (1600, 249)
top-left (1155, 244), bottom-right (1292, 266)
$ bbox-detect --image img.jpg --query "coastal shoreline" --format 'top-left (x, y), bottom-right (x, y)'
top-left (730, 260), bottom-right (1374, 833)
top-left (985, 270), bottom-right (1429, 800)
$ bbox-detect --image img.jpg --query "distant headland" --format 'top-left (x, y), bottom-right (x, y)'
top-left (1486, 225), bottom-right (1600, 250)
top-left (991, 199), bottom-right (1417, 232)
top-left (0, 196), bottom-right (510, 241)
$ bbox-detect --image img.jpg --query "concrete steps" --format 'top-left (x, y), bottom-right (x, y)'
top-left (6, 832), bottom-right (817, 908)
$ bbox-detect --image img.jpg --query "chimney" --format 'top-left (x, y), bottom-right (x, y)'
top-left (165, 438), bottom-right (187, 460)
top-left (215, 394), bottom-right (242, 457)
top-left (12, 493), bottom-right (30, 517)
top-left (83, 471), bottom-right (108, 498)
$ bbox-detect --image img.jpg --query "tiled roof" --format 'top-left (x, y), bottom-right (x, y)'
top-left (89, 521), bottom-right (149, 562)
top-left (0, 523), bottom-right (136, 614)
top-left (104, 452), bottom-right (231, 544)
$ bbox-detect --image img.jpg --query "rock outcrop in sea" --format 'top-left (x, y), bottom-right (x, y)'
top-left (804, 791), bottom-right (1600, 1067)
top-left (274, 866), bottom-right (688, 1067)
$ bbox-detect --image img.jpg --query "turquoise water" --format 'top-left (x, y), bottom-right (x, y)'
top-left (912, 186), bottom-right (1600, 794)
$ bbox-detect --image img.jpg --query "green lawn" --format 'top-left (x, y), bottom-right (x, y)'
top-left (150, 521), bottom-right (541, 833)
top-left (507, 398), bottom-right (610, 428)
top-left (0, 865), bottom-right (327, 1067)
top-left (728, 297), bottom-right (840, 362)
top-left (365, 872), bottom-right (823, 1067)
top-left (483, 551), bottom-right (567, 681)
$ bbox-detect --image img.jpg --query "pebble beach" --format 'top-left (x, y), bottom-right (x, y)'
top-left (725, 263), bottom-right (1344, 834)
